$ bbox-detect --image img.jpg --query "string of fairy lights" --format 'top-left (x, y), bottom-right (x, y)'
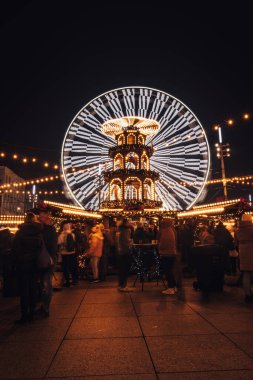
top-left (0, 151), bottom-right (59, 170)
top-left (1, 161), bottom-right (253, 191)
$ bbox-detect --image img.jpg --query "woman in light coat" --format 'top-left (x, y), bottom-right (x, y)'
top-left (88, 224), bottom-right (104, 283)
top-left (235, 213), bottom-right (253, 302)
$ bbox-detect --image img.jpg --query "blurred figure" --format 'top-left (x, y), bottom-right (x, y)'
top-left (0, 227), bottom-right (13, 296)
top-left (214, 221), bottom-right (235, 274)
top-left (58, 223), bottom-right (78, 287)
top-left (12, 213), bottom-right (42, 324)
top-left (88, 224), bottom-right (104, 283)
top-left (116, 218), bottom-right (133, 292)
top-left (158, 219), bottom-right (178, 295)
top-left (37, 210), bottom-right (58, 318)
top-left (133, 222), bottom-right (145, 243)
top-left (199, 225), bottom-right (215, 245)
top-left (235, 214), bottom-right (253, 302)
top-left (99, 223), bottom-right (110, 281)
top-left (180, 221), bottom-right (195, 272)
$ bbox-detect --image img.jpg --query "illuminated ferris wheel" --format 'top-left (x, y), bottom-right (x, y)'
top-left (61, 87), bottom-right (210, 211)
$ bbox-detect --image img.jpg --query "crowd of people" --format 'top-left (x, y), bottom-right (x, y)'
top-left (0, 210), bottom-right (253, 325)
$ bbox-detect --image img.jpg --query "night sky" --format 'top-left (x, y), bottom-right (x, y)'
top-left (0, 1), bottom-right (252, 200)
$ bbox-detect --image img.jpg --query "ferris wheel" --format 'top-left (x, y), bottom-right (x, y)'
top-left (61, 87), bottom-right (210, 211)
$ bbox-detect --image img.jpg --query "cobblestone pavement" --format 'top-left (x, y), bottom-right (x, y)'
top-left (0, 276), bottom-right (253, 379)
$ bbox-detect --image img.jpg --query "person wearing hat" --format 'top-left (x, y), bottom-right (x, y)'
top-left (235, 213), bottom-right (253, 302)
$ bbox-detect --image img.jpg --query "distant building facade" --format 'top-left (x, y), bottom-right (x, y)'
top-left (0, 166), bottom-right (25, 215)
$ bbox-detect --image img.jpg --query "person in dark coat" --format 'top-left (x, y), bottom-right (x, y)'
top-left (214, 221), bottom-right (234, 274)
top-left (12, 213), bottom-right (42, 324)
top-left (133, 222), bottom-right (145, 243)
top-left (116, 219), bottom-right (134, 291)
top-left (99, 223), bottom-right (111, 281)
top-left (37, 210), bottom-right (58, 317)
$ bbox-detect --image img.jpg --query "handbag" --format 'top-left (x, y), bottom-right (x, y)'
top-left (229, 249), bottom-right (239, 258)
top-left (37, 240), bottom-right (53, 270)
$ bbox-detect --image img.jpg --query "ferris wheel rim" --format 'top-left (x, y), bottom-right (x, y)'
top-left (61, 86), bottom-right (211, 211)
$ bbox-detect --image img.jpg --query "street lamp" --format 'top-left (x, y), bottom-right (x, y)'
top-left (214, 125), bottom-right (231, 200)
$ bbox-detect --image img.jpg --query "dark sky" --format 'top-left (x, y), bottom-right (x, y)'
top-left (0, 1), bottom-right (252, 198)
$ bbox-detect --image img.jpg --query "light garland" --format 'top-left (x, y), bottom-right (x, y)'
top-left (0, 151), bottom-right (59, 170)
top-left (177, 207), bottom-right (225, 218)
top-left (193, 198), bottom-right (241, 209)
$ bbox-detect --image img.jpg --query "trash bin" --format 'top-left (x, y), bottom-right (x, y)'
top-left (191, 244), bottom-right (226, 292)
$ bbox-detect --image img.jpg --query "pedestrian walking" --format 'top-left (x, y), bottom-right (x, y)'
top-left (12, 213), bottom-right (42, 324)
top-left (37, 210), bottom-right (58, 317)
top-left (158, 219), bottom-right (178, 295)
top-left (58, 223), bottom-right (78, 287)
top-left (235, 214), bottom-right (253, 302)
top-left (88, 224), bottom-right (104, 283)
top-left (116, 218), bottom-right (134, 292)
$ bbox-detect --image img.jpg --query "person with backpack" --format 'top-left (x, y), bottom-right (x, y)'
top-left (12, 213), bottom-right (42, 324)
top-left (58, 223), bottom-right (78, 287)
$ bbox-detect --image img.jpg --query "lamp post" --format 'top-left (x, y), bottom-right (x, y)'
top-left (214, 125), bottom-right (230, 201)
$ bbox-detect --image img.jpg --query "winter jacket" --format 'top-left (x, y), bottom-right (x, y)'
top-left (88, 232), bottom-right (104, 257)
top-left (12, 222), bottom-right (43, 272)
top-left (214, 226), bottom-right (234, 250)
top-left (158, 226), bottom-right (177, 256)
top-left (235, 221), bottom-right (253, 271)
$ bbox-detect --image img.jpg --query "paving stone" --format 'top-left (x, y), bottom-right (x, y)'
top-left (203, 313), bottom-right (253, 333)
top-left (67, 317), bottom-right (142, 339)
top-left (47, 338), bottom-right (154, 377)
top-left (51, 293), bottom-right (84, 305)
top-left (48, 375), bottom-right (156, 380)
top-left (188, 300), bottom-right (253, 315)
top-left (228, 334), bottom-right (253, 358)
top-left (147, 335), bottom-right (253, 372)
top-left (76, 302), bottom-right (135, 317)
top-left (83, 292), bottom-right (131, 304)
top-left (130, 291), bottom-right (180, 303)
top-left (140, 314), bottom-right (217, 336)
top-left (158, 370), bottom-right (253, 379)
top-left (2, 318), bottom-right (72, 342)
top-left (134, 301), bottom-right (194, 316)
top-left (0, 340), bottom-right (60, 378)
top-left (49, 303), bottom-right (80, 318)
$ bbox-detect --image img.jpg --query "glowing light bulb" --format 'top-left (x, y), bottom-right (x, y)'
top-left (44, 162), bottom-right (49, 167)
top-left (227, 119), bottom-right (234, 126)
top-left (243, 113), bottom-right (250, 119)
top-left (13, 154), bottom-right (18, 159)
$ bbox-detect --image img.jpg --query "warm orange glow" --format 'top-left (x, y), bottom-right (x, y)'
top-left (213, 125), bottom-right (219, 131)
top-left (227, 119), bottom-right (234, 126)
top-left (13, 154), bottom-right (18, 159)
top-left (0, 152), bottom-right (5, 157)
top-left (243, 113), bottom-right (250, 120)
top-left (32, 158), bottom-right (36, 162)
top-left (22, 158), bottom-right (28, 163)
top-left (44, 162), bottom-right (49, 167)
